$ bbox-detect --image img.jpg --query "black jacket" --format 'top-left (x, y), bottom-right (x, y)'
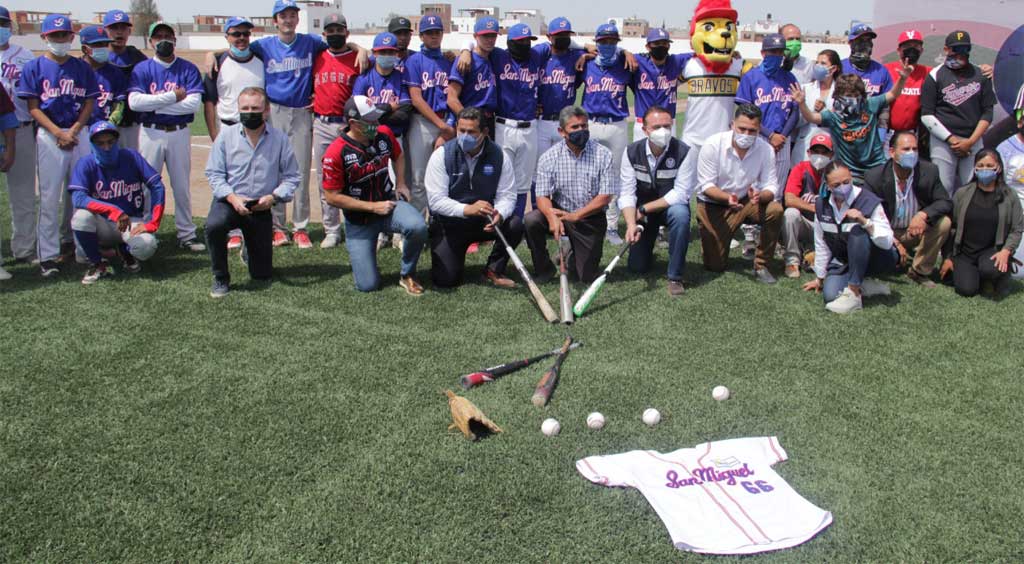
top-left (863, 159), bottom-right (952, 226)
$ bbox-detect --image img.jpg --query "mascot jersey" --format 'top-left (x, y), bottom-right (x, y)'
top-left (682, 0), bottom-right (746, 148)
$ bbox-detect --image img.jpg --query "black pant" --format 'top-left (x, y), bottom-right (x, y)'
top-left (430, 215), bottom-right (524, 287)
top-left (953, 248), bottom-right (1009, 297)
top-left (524, 209), bottom-right (606, 283)
top-left (206, 199), bottom-right (273, 283)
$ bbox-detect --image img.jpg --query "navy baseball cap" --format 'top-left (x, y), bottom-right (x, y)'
top-left (507, 23), bottom-right (536, 41)
top-left (848, 23), bottom-right (876, 42)
top-left (223, 17), bottom-right (253, 34)
top-left (419, 14), bottom-right (443, 32)
top-left (388, 16), bottom-right (412, 33)
top-left (548, 17), bottom-right (572, 35)
top-left (89, 120), bottom-right (120, 140)
top-left (646, 28), bottom-right (671, 44)
top-left (373, 32), bottom-right (398, 52)
top-left (103, 9), bottom-right (130, 27)
top-left (0, 6), bottom-right (11, 21)
top-left (79, 25), bottom-right (113, 45)
top-left (323, 13), bottom-right (347, 29)
top-left (595, 23), bottom-right (619, 40)
top-left (761, 33), bottom-right (785, 51)
top-left (42, 14), bottom-right (73, 35)
top-left (474, 17), bottom-right (499, 35)
top-left (272, 0), bottom-right (299, 17)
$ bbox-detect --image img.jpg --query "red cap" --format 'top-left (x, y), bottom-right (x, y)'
top-left (809, 132), bottom-right (833, 150)
top-left (690, 0), bottom-right (738, 36)
top-left (897, 29), bottom-right (923, 45)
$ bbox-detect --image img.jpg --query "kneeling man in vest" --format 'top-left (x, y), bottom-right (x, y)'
top-left (620, 106), bottom-right (695, 296)
top-left (804, 163), bottom-right (899, 313)
top-left (426, 107), bottom-right (523, 288)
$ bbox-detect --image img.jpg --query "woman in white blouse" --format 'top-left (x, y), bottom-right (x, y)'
top-left (790, 49), bottom-right (840, 164)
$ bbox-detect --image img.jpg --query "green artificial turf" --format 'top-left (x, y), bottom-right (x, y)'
top-left (2, 166), bottom-right (1023, 561)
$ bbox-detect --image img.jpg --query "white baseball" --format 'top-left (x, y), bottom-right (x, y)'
top-left (541, 418), bottom-right (561, 436)
top-left (586, 412), bottom-right (605, 430)
top-left (713, 385), bottom-right (731, 401)
top-left (642, 408), bottom-right (661, 426)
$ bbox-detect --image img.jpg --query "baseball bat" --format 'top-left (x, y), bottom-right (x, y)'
top-left (558, 241), bottom-right (574, 325)
top-left (573, 224), bottom-right (644, 317)
top-left (459, 342), bottom-right (583, 389)
top-left (532, 336), bottom-right (573, 407)
top-left (493, 223), bottom-right (559, 323)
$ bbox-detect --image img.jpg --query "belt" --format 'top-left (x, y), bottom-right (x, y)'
top-left (142, 122), bottom-right (188, 132)
top-left (417, 109), bottom-right (449, 119)
top-left (19, 120), bottom-right (32, 127)
top-left (495, 116), bottom-right (532, 129)
top-left (315, 114), bottom-right (346, 124)
top-left (221, 119), bottom-right (238, 126)
top-left (540, 114), bottom-right (560, 121)
top-left (590, 116), bottom-right (623, 124)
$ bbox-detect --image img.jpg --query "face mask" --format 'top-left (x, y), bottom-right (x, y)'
top-left (567, 129), bottom-right (589, 148)
top-left (420, 45), bottom-right (443, 58)
top-left (326, 34), bottom-right (348, 50)
top-left (552, 36), bottom-right (571, 51)
top-left (508, 41), bottom-right (532, 61)
top-left (361, 122), bottom-right (378, 139)
top-left (809, 154), bottom-right (831, 171)
top-left (92, 144), bottom-right (119, 168)
top-left (647, 127), bottom-right (672, 148)
top-left (733, 131), bottom-right (756, 149)
top-left (833, 96), bottom-right (863, 118)
top-left (784, 39), bottom-right (802, 59)
top-left (782, 57), bottom-right (794, 71)
top-left (897, 151), bottom-right (918, 170)
top-left (239, 111), bottom-right (264, 129)
top-left (812, 64), bottom-right (830, 82)
top-left (457, 132), bottom-right (480, 153)
top-left (761, 55), bottom-right (783, 76)
top-left (649, 46), bottom-right (669, 60)
top-left (154, 40), bottom-right (175, 58)
top-left (831, 182), bottom-right (853, 201)
top-left (597, 44), bottom-right (617, 66)
top-left (47, 40), bottom-right (72, 58)
top-left (901, 47), bottom-right (921, 65)
top-left (849, 40), bottom-right (872, 70)
top-left (0, 28), bottom-right (12, 45)
top-left (376, 55), bottom-right (398, 71)
top-left (90, 47), bottom-right (111, 64)
top-left (230, 45), bottom-right (251, 58)
top-left (975, 169), bottom-right (998, 184)
top-left (945, 56), bottom-right (965, 70)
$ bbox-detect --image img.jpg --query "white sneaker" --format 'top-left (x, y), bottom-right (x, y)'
top-left (730, 238), bottom-right (741, 249)
top-left (860, 279), bottom-right (891, 297)
top-left (376, 233), bottom-right (388, 253)
top-left (826, 287), bottom-right (863, 314)
top-left (605, 229), bottom-right (624, 246)
top-left (0, 265), bottom-right (11, 280)
top-left (392, 234), bottom-right (404, 252)
top-left (320, 233), bottom-right (341, 249)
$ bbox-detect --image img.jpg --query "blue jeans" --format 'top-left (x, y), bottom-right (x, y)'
top-left (823, 225), bottom-right (899, 302)
top-left (627, 204), bottom-right (691, 281)
top-left (344, 201), bottom-right (427, 292)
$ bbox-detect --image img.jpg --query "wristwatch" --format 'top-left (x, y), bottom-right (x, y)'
top-left (638, 205), bottom-right (647, 216)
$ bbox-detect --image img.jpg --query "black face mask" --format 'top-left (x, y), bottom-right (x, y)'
top-left (901, 47), bottom-right (922, 65)
top-left (508, 41), bottom-right (531, 61)
top-left (567, 129), bottom-right (589, 148)
top-left (849, 38), bottom-right (873, 70)
top-left (782, 57), bottom-right (795, 71)
top-left (239, 112), bottom-right (264, 130)
top-left (326, 34), bottom-right (348, 50)
top-left (649, 46), bottom-right (669, 61)
top-left (552, 36), bottom-right (571, 51)
top-left (154, 40), bottom-right (175, 58)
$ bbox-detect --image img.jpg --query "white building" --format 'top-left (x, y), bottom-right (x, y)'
top-left (296, 0), bottom-right (344, 36)
top-left (452, 7), bottom-right (500, 34)
top-left (500, 9), bottom-right (543, 33)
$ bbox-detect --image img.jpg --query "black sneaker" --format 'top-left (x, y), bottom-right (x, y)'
top-left (119, 247), bottom-right (141, 273)
top-left (179, 238), bottom-right (207, 252)
top-left (39, 260), bottom-right (60, 278)
top-left (82, 261), bottom-right (114, 285)
top-left (210, 279), bottom-right (230, 298)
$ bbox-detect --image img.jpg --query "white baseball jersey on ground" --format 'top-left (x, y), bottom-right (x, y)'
top-left (577, 437), bottom-right (832, 555)
top-left (681, 57), bottom-right (744, 148)
top-left (36, 128), bottom-right (89, 262)
top-left (495, 120), bottom-right (536, 196)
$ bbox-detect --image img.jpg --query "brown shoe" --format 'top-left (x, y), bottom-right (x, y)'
top-left (483, 268), bottom-right (517, 289)
top-left (907, 269), bottom-right (937, 289)
top-left (399, 275), bottom-right (425, 296)
top-left (784, 264), bottom-right (801, 279)
top-left (667, 280), bottom-right (685, 297)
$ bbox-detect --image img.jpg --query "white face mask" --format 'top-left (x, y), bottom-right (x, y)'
top-left (647, 127), bottom-right (672, 148)
top-left (47, 41), bottom-right (72, 57)
top-left (809, 154), bottom-right (831, 171)
top-left (733, 131), bottom-right (756, 149)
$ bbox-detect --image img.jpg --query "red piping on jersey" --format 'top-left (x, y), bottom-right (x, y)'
top-left (697, 441), bottom-right (712, 467)
top-left (709, 475), bottom-right (773, 543)
top-left (581, 459), bottom-right (609, 485)
top-left (768, 437), bottom-right (784, 462)
top-left (86, 200), bottom-right (124, 222)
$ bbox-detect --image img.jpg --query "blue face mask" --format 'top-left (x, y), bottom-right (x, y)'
top-left (897, 151), bottom-right (918, 170)
top-left (457, 132), bottom-right (480, 153)
top-left (833, 96), bottom-right (863, 118)
top-left (230, 45), bottom-right (251, 58)
top-left (812, 63), bottom-right (830, 82)
top-left (0, 28), bottom-right (11, 45)
top-left (420, 45), bottom-right (443, 58)
top-left (761, 55), bottom-right (784, 76)
top-left (90, 47), bottom-right (110, 64)
top-left (377, 55), bottom-right (398, 71)
top-left (92, 144), bottom-right (120, 168)
top-left (597, 44), bottom-right (618, 66)
top-left (831, 182), bottom-right (853, 202)
top-left (976, 169), bottom-right (998, 184)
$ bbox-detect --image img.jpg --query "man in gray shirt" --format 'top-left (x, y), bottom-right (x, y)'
top-left (204, 86), bottom-right (300, 298)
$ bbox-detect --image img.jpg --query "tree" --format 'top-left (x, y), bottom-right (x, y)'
top-left (130, 0), bottom-right (161, 38)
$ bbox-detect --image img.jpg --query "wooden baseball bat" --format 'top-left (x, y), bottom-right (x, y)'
top-left (532, 336), bottom-right (573, 407)
top-left (493, 223), bottom-right (558, 323)
top-left (459, 342), bottom-right (583, 389)
top-left (558, 241), bottom-right (574, 325)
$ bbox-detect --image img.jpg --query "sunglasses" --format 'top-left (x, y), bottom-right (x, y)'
top-left (951, 45), bottom-right (971, 55)
top-left (227, 31), bottom-right (251, 38)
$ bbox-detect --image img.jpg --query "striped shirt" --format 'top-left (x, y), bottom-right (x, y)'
top-left (535, 139), bottom-right (618, 212)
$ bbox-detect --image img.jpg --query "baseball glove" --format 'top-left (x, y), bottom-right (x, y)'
top-left (446, 390), bottom-right (502, 440)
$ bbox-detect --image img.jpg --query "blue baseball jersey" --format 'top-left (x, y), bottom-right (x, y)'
top-left (489, 48), bottom-right (543, 121)
top-left (90, 63), bottom-right (129, 124)
top-left (69, 148), bottom-right (165, 220)
top-left (632, 53), bottom-right (692, 118)
top-left (447, 52), bottom-right (497, 112)
top-left (534, 43), bottom-right (585, 118)
top-left (840, 59), bottom-right (894, 97)
top-left (736, 67), bottom-right (800, 137)
top-left (353, 68), bottom-right (411, 136)
top-left (17, 56), bottom-right (100, 128)
top-left (581, 56), bottom-right (634, 120)
top-left (403, 50), bottom-right (450, 114)
top-left (251, 34), bottom-right (327, 108)
top-left (128, 58), bottom-right (204, 126)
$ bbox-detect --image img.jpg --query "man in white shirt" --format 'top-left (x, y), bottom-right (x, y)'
top-left (695, 104), bottom-right (783, 283)
top-left (781, 24), bottom-right (814, 84)
top-left (426, 107), bottom-right (521, 289)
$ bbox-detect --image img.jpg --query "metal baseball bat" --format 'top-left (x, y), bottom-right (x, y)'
top-left (573, 224), bottom-right (644, 317)
top-left (558, 241), bottom-right (574, 325)
top-left (458, 342), bottom-right (583, 389)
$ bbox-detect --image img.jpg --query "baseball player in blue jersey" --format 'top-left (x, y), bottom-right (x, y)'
top-left (534, 18), bottom-right (586, 162)
top-left (69, 121), bottom-right (164, 284)
top-left (353, 33), bottom-right (412, 139)
top-left (103, 10), bottom-right (147, 150)
top-left (79, 26), bottom-right (127, 126)
top-left (128, 21), bottom-right (205, 252)
top-left (18, 14), bottom-right (99, 277)
top-left (632, 29), bottom-right (693, 141)
top-left (446, 17), bottom-right (499, 130)
top-left (0, 5), bottom-right (40, 265)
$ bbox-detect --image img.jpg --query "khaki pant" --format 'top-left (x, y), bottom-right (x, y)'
top-left (894, 215), bottom-right (951, 276)
top-left (697, 199), bottom-right (783, 272)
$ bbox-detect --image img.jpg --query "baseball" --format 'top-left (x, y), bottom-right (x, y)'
top-left (713, 385), bottom-right (731, 401)
top-left (642, 408), bottom-right (661, 426)
top-left (586, 412), bottom-right (606, 430)
top-left (541, 418), bottom-right (561, 437)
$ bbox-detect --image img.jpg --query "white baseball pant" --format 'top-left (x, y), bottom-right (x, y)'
top-left (536, 118), bottom-right (562, 161)
top-left (312, 117), bottom-right (344, 236)
top-left (930, 134), bottom-right (982, 196)
top-left (138, 125), bottom-right (196, 243)
top-left (118, 124), bottom-right (140, 151)
top-left (269, 104), bottom-right (313, 233)
top-left (495, 119), bottom-right (538, 198)
top-left (5, 122), bottom-right (37, 260)
top-left (589, 119), bottom-right (628, 231)
top-left (36, 127), bottom-right (89, 262)
top-left (71, 209), bottom-right (142, 251)
top-left (407, 114), bottom-right (441, 214)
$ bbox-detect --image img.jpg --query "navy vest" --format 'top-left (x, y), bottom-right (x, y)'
top-left (443, 137), bottom-right (504, 206)
top-left (815, 188), bottom-right (882, 264)
top-left (625, 137), bottom-right (690, 206)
